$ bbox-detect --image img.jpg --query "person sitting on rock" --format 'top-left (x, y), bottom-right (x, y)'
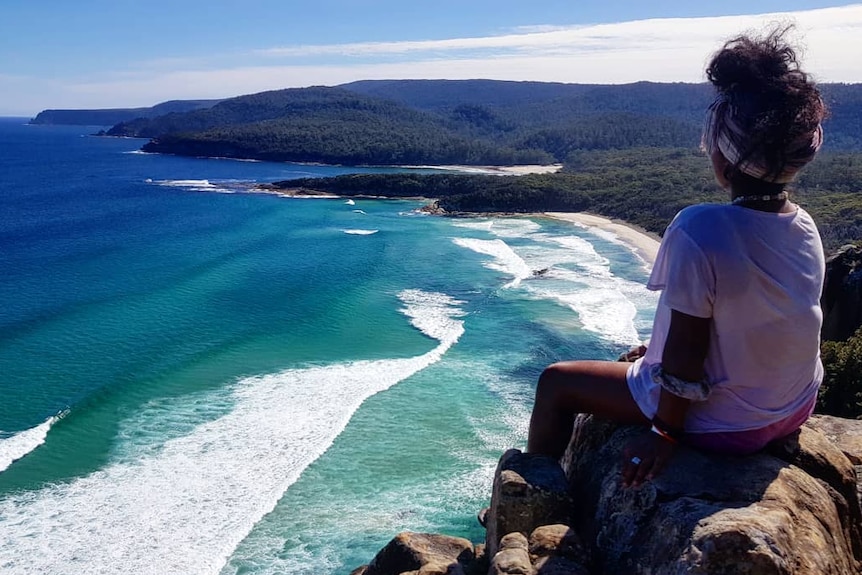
top-left (526, 27), bottom-right (827, 488)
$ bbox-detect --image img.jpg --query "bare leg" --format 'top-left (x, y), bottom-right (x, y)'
top-left (527, 360), bottom-right (648, 457)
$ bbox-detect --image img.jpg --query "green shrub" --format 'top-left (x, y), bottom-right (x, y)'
top-left (818, 327), bottom-right (862, 419)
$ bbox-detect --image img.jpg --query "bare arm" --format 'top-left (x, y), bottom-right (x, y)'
top-left (654, 309), bottom-right (711, 431)
top-left (622, 309), bottom-right (710, 486)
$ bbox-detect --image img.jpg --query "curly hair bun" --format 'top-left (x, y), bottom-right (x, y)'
top-left (703, 26), bottom-right (825, 182)
top-left (706, 26), bottom-right (824, 131)
top-left (707, 27), bottom-right (802, 92)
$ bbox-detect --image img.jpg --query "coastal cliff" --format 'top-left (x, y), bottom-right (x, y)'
top-left (353, 414), bottom-right (862, 574)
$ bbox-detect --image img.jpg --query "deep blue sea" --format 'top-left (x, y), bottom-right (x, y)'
top-left (0, 117), bottom-right (657, 574)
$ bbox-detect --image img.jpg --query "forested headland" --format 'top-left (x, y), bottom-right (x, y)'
top-left (267, 147), bottom-right (862, 252)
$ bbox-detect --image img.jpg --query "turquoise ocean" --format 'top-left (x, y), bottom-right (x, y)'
top-left (0, 117), bottom-right (657, 574)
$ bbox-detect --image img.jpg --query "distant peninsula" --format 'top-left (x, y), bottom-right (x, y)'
top-left (29, 99), bottom-right (223, 126)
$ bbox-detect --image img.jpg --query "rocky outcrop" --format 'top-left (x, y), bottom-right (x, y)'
top-left (560, 414), bottom-right (862, 574)
top-left (485, 450), bottom-right (573, 558)
top-left (822, 244), bottom-right (862, 342)
top-left (354, 415), bottom-right (862, 574)
top-left (352, 532), bottom-right (478, 575)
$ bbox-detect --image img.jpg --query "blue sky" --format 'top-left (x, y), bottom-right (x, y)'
top-left (1, 1), bottom-right (860, 115)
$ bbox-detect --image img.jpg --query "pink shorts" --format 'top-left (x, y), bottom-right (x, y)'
top-left (683, 393), bottom-right (817, 455)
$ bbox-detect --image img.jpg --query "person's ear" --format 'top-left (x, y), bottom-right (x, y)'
top-left (710, 148), bottom-right (731, 190)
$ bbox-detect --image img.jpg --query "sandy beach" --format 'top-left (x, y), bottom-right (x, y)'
top-left (544, 212), bottom-right (661, 265)
top-left (404, 164), bottom-right (564, 176)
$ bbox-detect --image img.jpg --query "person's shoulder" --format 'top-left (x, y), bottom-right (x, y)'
top-left (676, 203), bottom-right (727, 219)
top-left (670, 203), bottom-right (731, 230)
top-left (794, 206), bottom-right (817, 224)
top-left (664, 203), bottom-right (740, 254)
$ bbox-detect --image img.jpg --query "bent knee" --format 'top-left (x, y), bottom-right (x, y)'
top-left (537, 361), bottom-right (588, 398)
top-left (540, 361), bottom-right (590, 382)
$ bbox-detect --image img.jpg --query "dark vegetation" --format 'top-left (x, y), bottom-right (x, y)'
top-left (820, 327), bottom-right (862, 419)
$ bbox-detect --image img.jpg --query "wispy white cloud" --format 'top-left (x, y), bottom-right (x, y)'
top-left (4, 5), bottom-right (861, 115)
top-left (509, 24), bottom-right (583, 35)
top-left (253, 5), bottom-right (862, 65)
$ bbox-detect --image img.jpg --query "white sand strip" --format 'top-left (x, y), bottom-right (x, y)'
top-left (544, 212), bottom-right (661, 265)
top-left (403, 164), bottom-right (563, 176)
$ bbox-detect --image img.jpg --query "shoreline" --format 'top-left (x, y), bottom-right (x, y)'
top-left (400, 163), bottom-right (563, 176)
top-left (116, 146), bottom-right (565, 175)
top-left (544, 212), bottom-right (661, 266)
top-left (238, 181), bottom-right (663, 265)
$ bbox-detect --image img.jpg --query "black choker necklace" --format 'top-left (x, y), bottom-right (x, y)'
top-left (731, 191), bottom-right (788, 205)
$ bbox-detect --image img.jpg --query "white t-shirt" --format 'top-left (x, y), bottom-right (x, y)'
top-left (627, 203), bottom-right (825, 433)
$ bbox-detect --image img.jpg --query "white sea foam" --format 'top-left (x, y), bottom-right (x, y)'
top-left (345, 199), bottom-right (355, 205)
top-left (539, 235), bottom-right (657, 342)
top-left (524, 274), bottom-right (640, 344)
top-left (352, 209), bottom-right (366, 214)
top-left (152, 179), bottom-right (239, 194)
top-left (212, 157), bottom-right (262, 163)
top-left (0, 291), bottom-right (465, 575)
top-left (452, 219), bottom-right (494, 232)
top-left (451, 218), bottom-right (540, 239)
top-left (482, 218), bottom-right (542, 239)
top-left (161, 179), bottom-right (217, 188)
top-left (453, 221), bottom-right (655, 345)
top-left (343, 229), bottom-right (378, 235)
top-left (544, 235), bottom-right (612, 278)
top-left (0, 412), bottom-right (64, 472)
top-left (452, 237), bottom-right (532, 288)
top-left (223, 357), bottom-right (524, 575)
top-left (582, 226), bottom-right (651, 270)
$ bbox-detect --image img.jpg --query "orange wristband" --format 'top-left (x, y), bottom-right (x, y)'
top-left (650, 424), bottom-right (678, 444)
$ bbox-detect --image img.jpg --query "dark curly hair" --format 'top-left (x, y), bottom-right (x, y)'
top-left (705, 26), bottom-right (826, 186)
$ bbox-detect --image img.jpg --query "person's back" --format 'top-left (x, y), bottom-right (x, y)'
top-left (527, 26), bottom-right (828, 483)
top-left (631, 203), bottom-right (825, 435)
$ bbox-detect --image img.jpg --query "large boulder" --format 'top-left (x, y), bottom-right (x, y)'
top-left (561, 414), bottom-right (862, 574)
top-left (486, 527), bottom-right (591, 575)
top-left (485, 449), bottom-right (573, 558)
top-left (488, 532), bottom-right (533, 575)
top-left (528, 525), bottom-right (590, 575)
top-left (357, 532), bottom-right (475, 575)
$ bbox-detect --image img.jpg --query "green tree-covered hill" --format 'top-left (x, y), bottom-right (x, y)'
top-left (111, 86), bottom-right (553, 166)
top-left (342, 80), bottom-right (862, 151)
top-left (92, 80), bottom-right (862, 165)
